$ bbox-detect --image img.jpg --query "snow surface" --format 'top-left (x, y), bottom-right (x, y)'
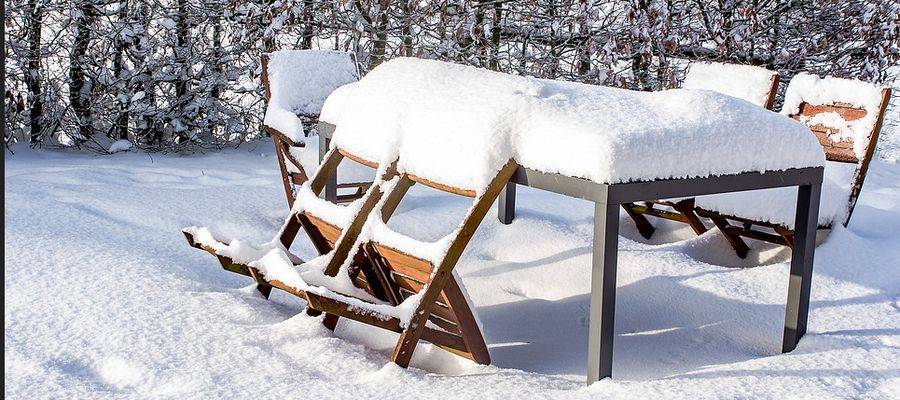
top-left (682, 62), bottom-right (777, 107)
top-left (263, 50), bottom-right (359, 142)
top-left (782, 73), bottom-right (888, 159)
top-left (6, 140), bottom-right (900, 399)
top-left (322, 58), bottom-right (824, 192)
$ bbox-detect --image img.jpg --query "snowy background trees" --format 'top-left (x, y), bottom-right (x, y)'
top-left (4, 0), bottom-right (899, 154)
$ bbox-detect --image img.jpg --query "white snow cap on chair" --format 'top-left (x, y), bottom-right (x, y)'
top-left (681, 62), bottom-right (777, 107)
top-left (322, 58), bottom-right (825, 193)
top-left (263, 50), bottom-right (359, 142)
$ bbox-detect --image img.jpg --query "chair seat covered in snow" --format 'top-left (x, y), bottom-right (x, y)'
top-left (260, 50), bottom-right (363, 207)
top-left (622, 61), bottom-right (781, 240)
top-left (695, 73), bottom-right (892, 257)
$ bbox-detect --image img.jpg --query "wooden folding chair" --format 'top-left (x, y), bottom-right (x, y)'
top-left (184, 146), bottom-right (394, 329)
top-left (260, 51), bottom-right (367, 208)
top-left (694, 74), bottom-right (892, 257)
top-left (186, 152), bottom-right (517, 365)
top-left (623, 62), bottom-right (780, 239)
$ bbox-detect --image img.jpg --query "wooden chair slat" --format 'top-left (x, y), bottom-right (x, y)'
top-left (796, 102), bottom-right (867, 121)
top-left (338, 148), bottom-right (380, 169)
top-left (371, 243), bottom-right (435, 281)
top-left (428, 314), bottom-right (462, 335)
top-left (303, 214), bottom-right (343, 244)
top-left (407, 174), bottom-right (477, 197)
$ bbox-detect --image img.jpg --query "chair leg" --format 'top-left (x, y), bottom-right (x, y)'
top-left (304, 308), bottom-right (339, 332)
top-left (673, 200), bottom-right (708, 236)
top-left (622, 203), bottom-right (655, 239)
top-left (708, 215), bottom-right (750, 259)
top-left (390, 307), bottom-right (432, 367)
top-left (775, 226), bottom-right (795, 248)
top-left (274, 139), bottom-right (295, 209)
top-left (246, 266), bottom-right (275, 299)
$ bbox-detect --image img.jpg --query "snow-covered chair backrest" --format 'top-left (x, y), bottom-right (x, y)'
top-left (781, 73), bottom-right (891, 224)
top-left (262, 50), bottom-right (360, 141)
top-left (682, 62), bottom-right (779, 109)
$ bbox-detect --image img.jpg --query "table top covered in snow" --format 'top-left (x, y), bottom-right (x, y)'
top-left (319, 58), bottom-right (825, 193)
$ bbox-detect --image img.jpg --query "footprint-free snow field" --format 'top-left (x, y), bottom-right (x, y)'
top-left (5, 140), bottom-right (900, 399)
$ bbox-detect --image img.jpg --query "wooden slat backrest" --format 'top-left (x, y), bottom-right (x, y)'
top-left (790, 102), bottom-right (869, 164)
top-left (785, 83), bottom-right (891, 226)
top-left (367, 242), bottom-right (465, 335)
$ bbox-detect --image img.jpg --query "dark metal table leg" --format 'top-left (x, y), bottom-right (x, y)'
top-left (782, 182), bottom-right (822, 352)
top-left (587, 200), bottom-right (619, 384)
top-left (319, 133), bottom-right (337, 202)
top-left (498, 182), bottom-right (517, 224)
top-left (318, 134), bottom-right (329, 163)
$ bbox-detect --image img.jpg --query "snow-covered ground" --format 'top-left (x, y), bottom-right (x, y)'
top-left (5, 139), bottom-right (900, 399)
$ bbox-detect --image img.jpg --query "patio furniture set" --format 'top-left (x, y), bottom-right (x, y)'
top-left (184, 51), bottom-right (891, 384)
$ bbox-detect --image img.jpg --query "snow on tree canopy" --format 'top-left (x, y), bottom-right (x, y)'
top-left (321, 58), bottom-right (825, 192)
top-left (681, 62), bottom-right (777, 107)
top-left (263, 50), bottom-right (359, 142)
top-left (781, 73), bottom-right (888, 160)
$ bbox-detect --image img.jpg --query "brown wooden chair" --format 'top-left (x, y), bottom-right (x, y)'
top-left (694, 74), bottom-right (892, 257)
top-left (260, 51), bottom-right (366, 208)
top-left (623, 62), bottom-right (780, 239)
top-left (185, 152), bottom-right (518, 366)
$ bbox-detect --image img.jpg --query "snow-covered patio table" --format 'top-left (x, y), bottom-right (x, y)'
top-left (314, 58), bottom-right (826, 384)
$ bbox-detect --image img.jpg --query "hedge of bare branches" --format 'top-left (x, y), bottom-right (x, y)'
top-left (4, 0), bottom-right (898, 152)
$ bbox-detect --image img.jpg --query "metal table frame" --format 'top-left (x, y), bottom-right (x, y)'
top-left (318, 123), bottom-right (823, 384)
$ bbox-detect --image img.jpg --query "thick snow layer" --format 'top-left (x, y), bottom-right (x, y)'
top-left (322, 58), bottom-right (824, 192)
top-left (263, 50), bottom-right (359, 142)
top-left (7, 144), bottom-right (900, 399)
top-left (782, 73), bottom-right (887, 159)
top-left (693, 162), bottom-right (858, 228)
top-left (682, 62), bottom-right (777, 107)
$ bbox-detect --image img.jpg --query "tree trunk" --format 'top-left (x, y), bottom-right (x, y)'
top-left (174, 0), bottom-right (190, 142)
top-left (302, 0), bottom-right (315, 49)
top-left (489, 0), bottom-right (502, 71)
top-left (25, 0), bottom-right (43, 144)
top-left (370, 0), bottom-right (391, 66)
top-left (69, 1), bottom-right (95, 143)
top-left (400, 0), bottom-right (413, 56)
top-left (113, 1), bottom-right (130, 140)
